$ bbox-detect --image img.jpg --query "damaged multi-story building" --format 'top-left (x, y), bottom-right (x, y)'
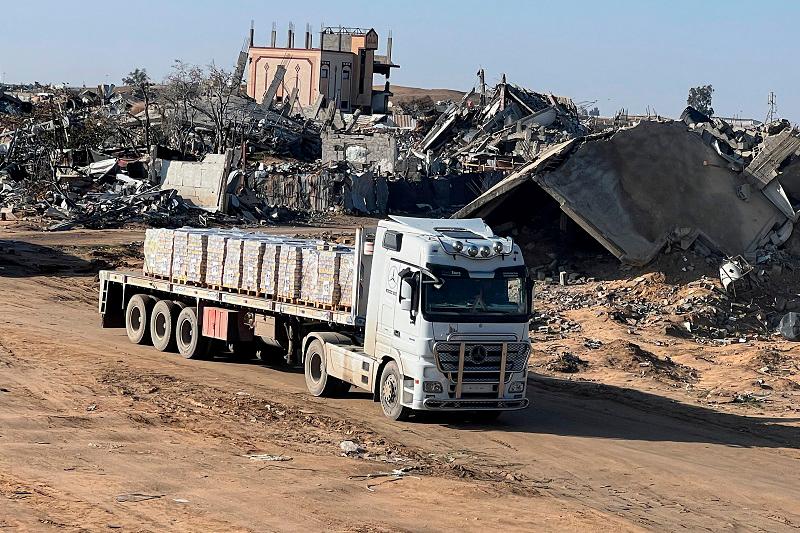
top-left (247, 24), bottom-right (398, 114)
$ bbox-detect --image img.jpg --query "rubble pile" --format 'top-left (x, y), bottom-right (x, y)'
top-left (534, 255), bottom-right (800, 345)
top-left (408, 77), bottom-right (586, 176)
top-left (457, 111), bottom-right (800, 269)
top-left (0, 77), bottom-right (332, 229)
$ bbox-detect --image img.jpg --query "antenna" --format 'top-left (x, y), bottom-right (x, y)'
top-left (765, 91), bottom-right (777, 123)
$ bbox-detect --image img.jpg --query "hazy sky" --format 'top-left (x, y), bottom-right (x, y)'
top-left (1, 0), bottom-right (797, 121)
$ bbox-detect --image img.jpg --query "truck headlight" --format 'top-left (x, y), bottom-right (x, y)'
top-left (480, 246), bottom-right (491, 257)
top-left (467, 245), bottom-right (478, 257)
top-left (508, 382), bottom-right (525, 393)
top-left (493, 241), bottom-right (504, 253)
top-left (423, 381), bottom-right (443, 393)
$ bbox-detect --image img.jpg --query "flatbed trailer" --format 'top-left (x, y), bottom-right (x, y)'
top-left (99, 269), bottom-right (360, 328)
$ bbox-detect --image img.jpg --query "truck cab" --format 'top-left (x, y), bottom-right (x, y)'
top-left (307, 216), bottom-right (531, 420)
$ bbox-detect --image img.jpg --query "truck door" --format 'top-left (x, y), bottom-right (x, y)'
top-left (377, 262), bottom-right (399, 340)
top-left (393, 265), bottom-right (420, 348)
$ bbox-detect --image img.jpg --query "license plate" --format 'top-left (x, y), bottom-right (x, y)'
top-left (462, 383), bottom-right (494, 393)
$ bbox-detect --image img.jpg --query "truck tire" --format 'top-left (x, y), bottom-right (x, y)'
top-left (125, 294), bottom-right (156, 345)
top-left (379, 361), bottom-right (411, 421)
top-left (150, 300), bottom-right (179, 352)
top-left (304, 339), bottom-right (343, 397)
top-left (175, 306), bottom-right (209, 360)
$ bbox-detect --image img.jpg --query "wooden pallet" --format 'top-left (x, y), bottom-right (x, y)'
top-left (276, 296), bottom-right (300, 304)
top-left (238, 288), bottom-right (260, 297)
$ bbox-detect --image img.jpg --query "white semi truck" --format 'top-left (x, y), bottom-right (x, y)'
top-left (98, 216), bottom-right (532, 420)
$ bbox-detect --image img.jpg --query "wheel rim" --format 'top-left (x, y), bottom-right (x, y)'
top-left (155, 312), bottom-right (167, 338)
top-left (382, 374), bottom-right (399, 408)
top-left (179, 318), bottom-right (193, 347)
top-left (131, 307), bottom-right (142, 331)
top-left (309, 352), bottom-right (323, 382)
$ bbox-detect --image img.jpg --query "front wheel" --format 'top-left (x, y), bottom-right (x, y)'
top-left (304, 339), bottom-right (344, 397)
top-left (379, 361), bottom-right (411, 421)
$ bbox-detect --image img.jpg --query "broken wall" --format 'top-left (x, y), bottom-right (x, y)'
top-left (456, 122), bottom-right (790, 265)
top-left (536, 121), bottom-right (784, 264)
top-left (321, 131), bottom-right (397, 174)
top-left (157, 150), bottom-right (234, 212)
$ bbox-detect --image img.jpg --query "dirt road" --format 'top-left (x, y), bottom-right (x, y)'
top-left (1, 228), bottom-right (799, 532)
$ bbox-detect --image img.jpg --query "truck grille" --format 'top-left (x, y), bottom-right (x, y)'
top-left (433, 342), bottom-right (530, 374)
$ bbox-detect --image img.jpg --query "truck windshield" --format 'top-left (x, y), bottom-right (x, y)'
top-left (422, 267), bottom-right (528, 322)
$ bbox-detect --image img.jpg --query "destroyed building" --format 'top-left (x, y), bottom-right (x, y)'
top-left (247, 24), bottom-right (398, 114)
top-left (455, 108), bottom-right (800, 268)
top-left (407, 77), bottom-right (586, 176)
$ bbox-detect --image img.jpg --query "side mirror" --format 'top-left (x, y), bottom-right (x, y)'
top-left (399, 277), bottom-right (414, 311)
top-left (527, 278), bottom-right (535, 319)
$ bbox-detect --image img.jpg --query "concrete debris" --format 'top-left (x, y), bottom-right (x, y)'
top-left (777, 312), bottom-right (800, 341)
top-left (720, 256), bottom-right (752, 293)
top-left (340, 440), bottom-right (366, 455)
top-left (245, 454), bottom-right (293, 461)
top-left (408, 77), bottom-right (586, 176)
top-left (456, 116), bottom-right (800, 267)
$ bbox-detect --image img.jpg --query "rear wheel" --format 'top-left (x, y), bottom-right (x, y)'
top-left (175, 306), bottom-right (209, 359)
top-left (379, 361), bottom-right (411, 421)
top-left (304, 339), bottom-right (343, 397)
top-left (125, 294), bottom-right (156, 345)
top-left (150, 300), bottom-right (180, 352)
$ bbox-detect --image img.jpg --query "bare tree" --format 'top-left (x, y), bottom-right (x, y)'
top-left (162, 61), bottom-right (203, 156)
top-left (123, 68), bottom-right (153, 150)
top-left (194, 63), bottom-right (236, 153)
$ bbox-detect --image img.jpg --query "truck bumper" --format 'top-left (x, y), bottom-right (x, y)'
top-left (402, 359), bottom-right (529, 412)
top-left (420, 397), bottom-right (529, 411)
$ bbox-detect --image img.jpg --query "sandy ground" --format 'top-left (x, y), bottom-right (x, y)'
top-left (1, 225), bottom-right (799, 532)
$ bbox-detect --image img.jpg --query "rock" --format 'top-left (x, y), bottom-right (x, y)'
top-left (777, 312), bottom-right (800, 341)
top-left (340, 440), bottom-right (365, 455)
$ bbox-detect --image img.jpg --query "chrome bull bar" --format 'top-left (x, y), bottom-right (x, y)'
top-left (433, 341), bottom-right (530, 400)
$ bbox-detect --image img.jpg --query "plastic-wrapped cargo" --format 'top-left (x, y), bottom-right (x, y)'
top-left (315, 249), bottom-right (342, 306)
top-left (171, 229), bottom-right (190, 281)
top-left (337, 248), bottom-right (355, 307)
top-left (241, 238), bottom-right (266, 292)
top-left (222, 237), bottom-right (246, 289)
top-left (143, 228), bottom-right (175, 278)
top-left (277, 244), bottom-right (304, 300)
top-left (143, 228), bottom-right (157, 275)
top-left (204, 232), bottom-right (229, 287)
top-left (186, 231), bottom-right (210, 283)
top-left (300, 247), bottom-right (320, 302)
top-left (260, 243), bottom-right (282, 296)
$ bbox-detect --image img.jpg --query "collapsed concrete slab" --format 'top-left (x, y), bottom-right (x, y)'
top-left (455, 121), bottom-right (792, 266)
top-left (157, 150), bottom-right (234, 212)
top-left (321, 131), bottom-right (397, 174)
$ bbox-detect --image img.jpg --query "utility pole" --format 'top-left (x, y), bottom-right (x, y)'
top-left (765, 91), bottom-right (777, 123)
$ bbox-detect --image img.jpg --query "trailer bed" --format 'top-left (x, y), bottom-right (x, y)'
top-left (100, 270), bottom-right (362, 326)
